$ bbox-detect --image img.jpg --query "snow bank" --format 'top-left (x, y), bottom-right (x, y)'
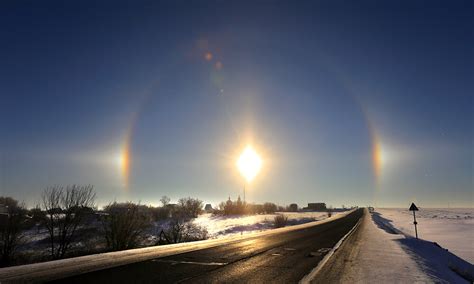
top-left (310, 209), bottom-right (432, 283)
top-left (376, 208), bottom-right (474, 264)
top-left (373, 209), bottom-right (474, 283)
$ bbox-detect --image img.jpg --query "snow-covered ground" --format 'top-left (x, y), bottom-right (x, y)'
top-left (193, 212), bottom-right (334, 238)
top-left (311, 209), bottom-right (433, 283)
top-left (0, 211), bottom-right (353, 282)
top-left (376, 208), bottom-right (474, 264)
top-left (371, 208), bottom-right (474, 283)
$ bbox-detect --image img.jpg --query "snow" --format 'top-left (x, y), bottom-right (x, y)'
top-left (193, 212), bottom-right (333, 238)
top-left (0, 211), bottom-right (354, 282)
top-left (372, 208), bottom-right (474, 283)
top-left (376, 208), bottom-right (474, 264)
top-left (309, 209), bottom-right (432, 283)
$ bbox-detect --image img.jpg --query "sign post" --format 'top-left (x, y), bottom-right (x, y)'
top-left (409, 203), bottom-right (419, 239)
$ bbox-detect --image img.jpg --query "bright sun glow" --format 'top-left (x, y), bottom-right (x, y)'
top-left (237, 146), bottom-right (262, 182)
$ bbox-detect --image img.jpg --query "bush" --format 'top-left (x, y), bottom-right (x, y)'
top-left (263, 202), bottom-right (277, 214)
top-left (102, 202), bottom-right (152, 251)
top-left (160, 219), bottom-right (208, 244)
top-left (151, 206), bottom-right (171, 221)
top-left (176, 197), bottom-right (203, 218)
top-left (248, 204), bottom-right (264, 214)
top-left (273, 214), bottom-right (288, 228)
top-left (287, 203), bottom-right (298, 212)
top-left (0, 197), bottom-right (28, 266)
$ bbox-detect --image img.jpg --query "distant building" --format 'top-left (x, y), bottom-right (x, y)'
top-left (288, 203), bottom-right (298, 212)
top-left (304, 203), bottom-right (326, 211)
top-left (204, 204), bottom-right (213, 212)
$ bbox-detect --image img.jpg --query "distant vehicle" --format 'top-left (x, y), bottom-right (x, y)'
top-left (368, 207), bottom-right (375, 213)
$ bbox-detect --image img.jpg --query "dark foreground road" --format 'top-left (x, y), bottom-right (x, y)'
top-left (51, 209), bottom-right (364, 284)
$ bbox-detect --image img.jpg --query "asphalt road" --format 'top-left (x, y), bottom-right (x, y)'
top-left (309, 208), bottom-right (369, 283)
top-left (51, 209), bottom-right (364, 284)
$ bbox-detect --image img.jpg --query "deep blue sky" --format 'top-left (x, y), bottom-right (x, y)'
top-left (1, 0), bottom-right (472, 208)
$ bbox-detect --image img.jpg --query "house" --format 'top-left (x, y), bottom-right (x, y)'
top-left (303, 203), bottom-right (326, 211)
top-left (204, 204), bottom-right (213, 212)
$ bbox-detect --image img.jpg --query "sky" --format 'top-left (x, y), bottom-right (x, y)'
top-left (1, 0), bottom-right (472, 208)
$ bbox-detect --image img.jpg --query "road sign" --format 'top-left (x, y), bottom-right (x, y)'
top-left (409, 203), bottom-right (419, 239)
top-left (409, 203), bottom-right (419, 211)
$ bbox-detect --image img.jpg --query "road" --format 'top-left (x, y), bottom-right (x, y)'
top-left (51, 209), bottom-right (364, 284)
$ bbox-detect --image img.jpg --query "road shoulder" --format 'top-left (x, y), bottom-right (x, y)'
top-left (310, 209), bottom-right (431, 283)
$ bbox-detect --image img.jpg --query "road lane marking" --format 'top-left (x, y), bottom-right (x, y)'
top-left (151, 259), bottom-right (227, 266)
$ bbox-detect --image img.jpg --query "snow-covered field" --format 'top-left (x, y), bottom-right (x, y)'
top-left (376, 208), bottom-right (474, 264)
top-left (193, 212), bottom-right (334, 238)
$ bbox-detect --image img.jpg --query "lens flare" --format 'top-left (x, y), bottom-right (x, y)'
top-left (237, 146), bottom-right (262, 182)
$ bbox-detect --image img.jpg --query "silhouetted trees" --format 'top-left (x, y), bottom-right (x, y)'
top-left (41, 185), bottom-right (96, 259)
top-left (288, 203), bottom-right (298, 212)
top-left (215, 198), bottom-right (280, 216)
top-left (161, 216), bottom-right (207, 244)
top-left (158, 197), bottom-right (207, 244)
top-left (101, 202), bottom-right (152, 251)
top-left (263, 202), bottom-right (277, 214)
top-left (176, 197), bottom-right (203, 218)
top-left (0, 197), bottom-right (27, 266)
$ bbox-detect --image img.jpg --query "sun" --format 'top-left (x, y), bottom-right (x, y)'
top-left (237, 146), bottom-right (262, 182)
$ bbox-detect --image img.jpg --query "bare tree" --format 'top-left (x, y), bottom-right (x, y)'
top-left (160, 196), bottom-right (170, 207)
top-left (159, 198), bottom-right (207, 244)
top-left (160, 212), bottom-right (207, 244)
top-left (101, 202), bottom-right (151, 251)
top-left (0, 197), bottom-right (27, 266)
top-left (41, 185), bottom-right (96, 259)
top-left (176, 197), bottom-right (203, 218)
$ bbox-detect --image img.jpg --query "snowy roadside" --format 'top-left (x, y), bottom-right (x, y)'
top-left (309, 208), bottom-right (432, 283)
top-left (376, 208), bottom-right (474, 264)
top-left (373, 209), bottom-right (474, 283)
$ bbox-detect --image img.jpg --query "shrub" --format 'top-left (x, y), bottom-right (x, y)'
top-left (288, 203), bottom-right (298, 212)
top-left (102, 202), bottom-right (152, 251)
top-left (263, 202), bottom-right (277, 214)
top-left (273, 214), bottom-right (288, 228)
top-left (0, 197), bottom-right (28, 266)
top-left (176, 197), bottom-right (203, 218)
top-left (161, 219), bottom-right (208, 244)
top-left (151, 206), bottom-right (171, 221)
